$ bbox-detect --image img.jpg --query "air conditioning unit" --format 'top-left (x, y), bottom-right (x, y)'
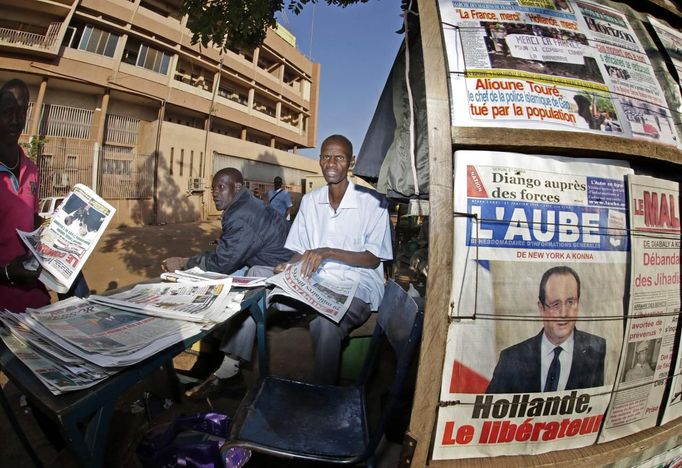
top-left (188, 177), bottom-right (204, 192)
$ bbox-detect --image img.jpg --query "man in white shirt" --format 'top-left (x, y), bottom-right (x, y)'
top-left (217, 134), bottom-right (393, 385)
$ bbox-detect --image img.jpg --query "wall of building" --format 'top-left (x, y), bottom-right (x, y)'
top-left (0, 0), bottom-right (322, 226)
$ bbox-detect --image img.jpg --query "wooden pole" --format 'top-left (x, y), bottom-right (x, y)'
top-left (407, 1), bottom-right (453, 466)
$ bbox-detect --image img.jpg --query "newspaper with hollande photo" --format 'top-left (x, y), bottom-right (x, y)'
top-left (160, 267), bottom-right (267, 287)
top-left (266, 262), bottom-right (358, 324)
top-left (434, 150), bottom-right (633, 459)
top-left (18, 184), bottom-right (115, 293)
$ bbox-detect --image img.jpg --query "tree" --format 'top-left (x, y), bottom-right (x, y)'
top-left (180, 0), bottom-right (369, 51)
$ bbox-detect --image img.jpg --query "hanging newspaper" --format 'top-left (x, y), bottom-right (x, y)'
top-left (600, 175), bottom-right (680, 440)
top-left (433, 150), bottom-right (632, 459)
top-left (89, 282), bottom-right (240, 323)
top-left (160, 267), bottom-right (267, 288)
top-left (648, 16), bottom-right (682, 94)
top-left (437, 0), bottom-right (680, 146)
top-left (18, 184), bottom-right (115, 293)
top-left (266, 263), bottom-right (358, 324)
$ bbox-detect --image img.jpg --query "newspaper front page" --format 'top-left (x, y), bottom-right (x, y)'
top-left (0, 326), bottom-right (112, 394)
top-left (436, 0), bottom-right (679, 146)
top-left (266, 263), bottom-right (358, 324)
top-left (433, 150), bottom-right (632, 459)
top-left (19, 184), bottom-right (115, 293)
top-left (89, 282), bottom-right (237, 323)
top-left (648, 16), bottom-right (682, 95)
top-left (600, 175), bottom-right (680, 440)
top-left (160, 267), bottom-right (267, 287)
top-left (618, 177), bottom-right (682, 427)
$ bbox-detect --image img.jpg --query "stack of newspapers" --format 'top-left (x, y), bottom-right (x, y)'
top-left (0, 280), bottom-right (246, 395)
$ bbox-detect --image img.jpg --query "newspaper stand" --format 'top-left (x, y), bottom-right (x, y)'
top-left (361, 0), bottom-right (682, 465)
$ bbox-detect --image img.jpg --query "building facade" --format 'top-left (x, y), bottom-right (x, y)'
top-left (0, 0), bottom-right (321, 225)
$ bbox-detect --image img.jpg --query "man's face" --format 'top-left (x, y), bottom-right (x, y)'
top-left (211, 173), bottom-right (239, 211)
top-left (273, 178), bottom-right (282, 189)
top-left (0, 87), bottom-right (28, 146)
top-left (636, 349), bottom-right (648, 364)
top-left (319, 139), bottom-right (354, 185)
top-left (538, 273), bottom-right (579, 346)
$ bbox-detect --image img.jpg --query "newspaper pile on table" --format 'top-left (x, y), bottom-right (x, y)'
top-left (89, 281), bottom-right (246, 323)
top-left (0, 280), bottom-right (247, 395)
top-left (18, 184), bottom-right (115, 294)
top-left (266, 263), bottom-right (358, 324)
top-left (160, 267), bottom-right (267, 288)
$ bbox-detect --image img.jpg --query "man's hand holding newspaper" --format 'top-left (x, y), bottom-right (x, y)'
top-left (266, 262), bottom-right (358, 324)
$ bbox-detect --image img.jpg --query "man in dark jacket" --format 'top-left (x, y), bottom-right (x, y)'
top-left (162, 168), bottom-right (291, 384)
top-left (162, 167), bottom-right (291, 274)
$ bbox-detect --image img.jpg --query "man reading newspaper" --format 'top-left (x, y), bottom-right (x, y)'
top-left (207, 134), bottom-right (393, 388)
top-left (162, 167), bottom-right (291, 383)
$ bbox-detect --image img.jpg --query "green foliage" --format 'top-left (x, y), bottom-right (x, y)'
top-left (180, 0), bottom-right (369, 51)
top-left (20, 135), bottom-right (47, 163)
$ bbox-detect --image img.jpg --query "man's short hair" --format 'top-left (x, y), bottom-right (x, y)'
top-left (321, 134), bottom-right (353, 156)
top-left (538, 265), bottom-right (581, 305)
top-left (215, 167), bottom-right (243, 184)
top-left (274, 176), bottom-right (282, 183)
top-left (0, 78), bottom-right (29, 100)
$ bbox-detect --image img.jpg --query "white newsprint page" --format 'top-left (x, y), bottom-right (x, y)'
top-left (89, 281), bottom-right (240, 323)
top-left (266, 263), bottom-right (358, 324)
top-left (160, 267), bottom-right (267, 287)
top-left (601, 176), bottom-right (680, 440)
top-left (434, 150), bottom-right (632, 459)
top-left (0, 281), bottom-right (249, 395)
top-left (18, 184), bottom-right (115, 293)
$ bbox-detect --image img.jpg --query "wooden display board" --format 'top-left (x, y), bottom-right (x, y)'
top-left (406, 0), bottom-right (682, 466)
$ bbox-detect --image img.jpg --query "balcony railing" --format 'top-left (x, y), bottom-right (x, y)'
top-left (0, 22), bottom-right (62, 50)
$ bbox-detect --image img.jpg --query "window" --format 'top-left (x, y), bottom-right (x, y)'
top-left (102, 159), bottom-right (132, 176)
top-left (66, 155), bottom-right (77, 170)
top-left (179, 149), bottom-right (184, 176)
top-left (170, 147), bottom-right (174, 176)
top-left (218, 85), bottom-right (248, 106)
top-left (78, 25), bottom-right (118, 57)
top-left (123, 38), bottom-right (171, 74)
top-left (66, 24), bottom-right (119, 57)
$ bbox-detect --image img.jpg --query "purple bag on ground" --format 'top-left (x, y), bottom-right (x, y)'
top-left (137, 412), bottom-right (250, 467)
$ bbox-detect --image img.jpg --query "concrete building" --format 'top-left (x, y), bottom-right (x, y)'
top-left (0, 0), bottom-right (321, 225)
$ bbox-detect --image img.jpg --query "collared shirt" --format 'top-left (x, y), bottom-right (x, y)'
top-left (285, 181), bottom-right (393, 310)
top-left (540, 332), bottom-right (574, 392)
top-left (0, 149), bottom-right (51, 312)
top-left (267, 188), bottom-right (293, 218)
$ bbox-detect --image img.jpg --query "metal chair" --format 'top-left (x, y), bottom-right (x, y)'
top-left (222, 279), bottom-right (423, 466)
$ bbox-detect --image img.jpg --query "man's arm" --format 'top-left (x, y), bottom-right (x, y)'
top-left (274, 249), bottom-right (379, 278)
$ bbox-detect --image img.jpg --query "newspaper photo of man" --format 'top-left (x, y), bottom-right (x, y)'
top-left (486, 265), bottom-right (606, 394)
top-left (622, 339), bottom-right (659, 383)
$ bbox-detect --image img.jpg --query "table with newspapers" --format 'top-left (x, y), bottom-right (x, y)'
top-left (0, 279), bottom-right (267, 468)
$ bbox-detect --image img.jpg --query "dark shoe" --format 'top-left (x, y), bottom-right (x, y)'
top-left (184, 373), bottom-right (246, 402)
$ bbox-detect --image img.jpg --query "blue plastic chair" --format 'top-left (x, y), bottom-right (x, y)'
top-left (222, 279), bottom-right (423, 466)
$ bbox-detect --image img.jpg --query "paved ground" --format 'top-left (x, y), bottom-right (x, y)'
top-left (0, 221), bottom-right (405, 467)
